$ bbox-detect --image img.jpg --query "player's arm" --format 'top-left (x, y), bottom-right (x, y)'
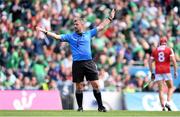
top-left (36, 27), bottom-right (60, 40)
top-left (170, 49), bottom-right (178, 79)
top-left (97, 9), bottom-right (115, 31)
top-left (149, 54), bottom-right (155, 80)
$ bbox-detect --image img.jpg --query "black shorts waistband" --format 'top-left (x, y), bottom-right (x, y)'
top-left (73, 59), bottom-right (92, 63)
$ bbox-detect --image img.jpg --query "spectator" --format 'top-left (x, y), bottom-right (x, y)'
top-left (0, 45), bottom-right (10, 68)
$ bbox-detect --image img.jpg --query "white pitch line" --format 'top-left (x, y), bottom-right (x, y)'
top-left (0, 115), bottom-right (179, 117)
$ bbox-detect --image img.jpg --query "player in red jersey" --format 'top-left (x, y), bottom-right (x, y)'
top-left (149, 36), bottom-right (178, 111)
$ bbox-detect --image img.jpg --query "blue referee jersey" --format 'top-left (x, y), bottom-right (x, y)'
top-left (60, 28), bottom-right (97, 61)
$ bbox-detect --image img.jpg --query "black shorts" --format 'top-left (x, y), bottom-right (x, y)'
top-left (72, 60), bottom-right (98, 83)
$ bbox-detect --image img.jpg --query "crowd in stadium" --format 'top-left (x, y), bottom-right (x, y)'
top-left (0, 0), bottom-right (179, 93)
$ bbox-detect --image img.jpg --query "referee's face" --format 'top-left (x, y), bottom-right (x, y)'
top-left (73, 18), bottom-right (83, 33)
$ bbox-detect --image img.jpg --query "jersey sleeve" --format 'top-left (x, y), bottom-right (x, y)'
top-left (89, 28), bottom-right (97, 38)
top-left (60, 33), bottom-right (71, 42)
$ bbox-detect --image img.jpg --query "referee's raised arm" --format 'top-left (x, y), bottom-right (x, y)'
top-left (97, 9), bottom-right (116, 31)
top-left (36, 27), bottom-right (61, 40)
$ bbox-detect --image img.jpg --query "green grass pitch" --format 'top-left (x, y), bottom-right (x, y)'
top-left (0, 110), bottom-right (180, 117)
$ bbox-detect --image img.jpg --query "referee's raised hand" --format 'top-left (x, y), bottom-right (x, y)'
top-left (36, 26), bottom-right (60, 40)
top-left (36, 27), bottom-right (46, 33)
top-left (97, 9), bottom-right (116, 31)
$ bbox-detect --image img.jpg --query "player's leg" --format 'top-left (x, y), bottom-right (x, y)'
top-left (84, 60), bottom-right (106, 112)
top-left (157, 80), bottom-right (165, 111)
top-left (72, 62), bottom-right (84, 112)
top-left (164, 73), bottom-right (174, 111)
top-left (166, 80), bottom-right (174, 101)
top-left (90, 80), bottom-right (106, 112)
top-left (75, 82), bottom-right (84, 112)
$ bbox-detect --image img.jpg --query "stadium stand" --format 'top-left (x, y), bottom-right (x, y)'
top-left (0, 0), bottom-right (180, 109)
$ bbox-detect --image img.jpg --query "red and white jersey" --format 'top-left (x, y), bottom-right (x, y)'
top-left (150, 45), bottom-right (174, 74)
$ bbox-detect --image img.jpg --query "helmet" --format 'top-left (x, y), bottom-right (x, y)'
top-left (160, 37), bottom-right (167, 45)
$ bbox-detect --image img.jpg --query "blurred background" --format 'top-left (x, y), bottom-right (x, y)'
top-left (0, 0), bottom-right (180, 111)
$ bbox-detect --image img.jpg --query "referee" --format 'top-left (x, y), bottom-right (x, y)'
top-left (36, 9), bottom-right (115, 112)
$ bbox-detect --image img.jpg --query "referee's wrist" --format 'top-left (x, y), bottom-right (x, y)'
top-left (45, 31), bottom-right (48, 35)
top-left (108, 17), bottom-right (113, 22)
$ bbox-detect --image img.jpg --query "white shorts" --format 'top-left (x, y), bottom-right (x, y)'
top-left (155, 73), bottom-right (172, 81)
